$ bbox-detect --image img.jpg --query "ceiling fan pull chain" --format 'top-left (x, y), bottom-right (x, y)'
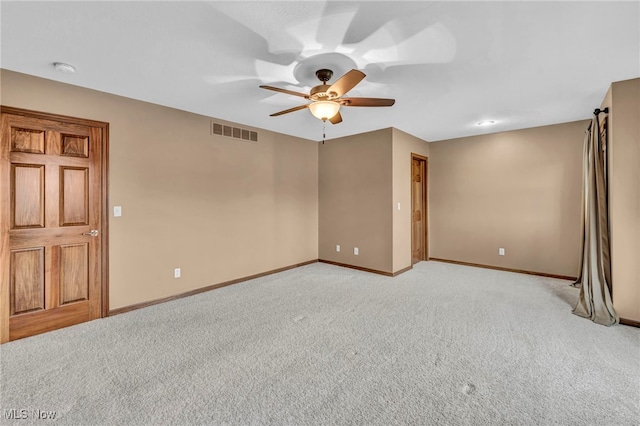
top-left (322, 121), bottom-right (326, 144)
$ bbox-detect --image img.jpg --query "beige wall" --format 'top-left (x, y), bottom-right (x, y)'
top-left (429, 120), bottom-right (588, 277)
top-left (318, 127), bottom-right (429, 274)
top-left (1, 70), bottom-right (319, 310)
top-left (391, 128), bottom-right (429, 272)
top-left (608, 78), bottom-right (640, 322)
top-left (318, 128), bottom-right (393, 273)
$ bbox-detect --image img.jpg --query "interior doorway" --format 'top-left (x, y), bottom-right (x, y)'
top-left (411, 154), bottom-right (428, 264)
top-left (0, 107), bottom-right (109, 342)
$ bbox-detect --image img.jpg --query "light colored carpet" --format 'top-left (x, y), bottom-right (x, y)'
top-left (0, 261), bottom-right (638, 425)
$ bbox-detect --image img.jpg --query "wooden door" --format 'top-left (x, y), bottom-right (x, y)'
top-left (411, 155), bottom-right (428, 264)
top-left (0, 109), bottom-right (108, 342)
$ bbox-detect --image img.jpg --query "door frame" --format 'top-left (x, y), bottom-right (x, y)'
top-left (411, 153), bottom-right (429, 263)
top-left (0, 106), bottom-right (109, 343)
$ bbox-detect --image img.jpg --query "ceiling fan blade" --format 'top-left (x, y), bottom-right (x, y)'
top-left (260, 85), bottom-right (309, 98)
top-left (341, 97), bottom-right (395, 107)
top-left (329, 111), bottom-right (343, 124)
top-left (327, 69), bottom-right (365, 98)
top-left (270, 104), bottom-right (309, 117)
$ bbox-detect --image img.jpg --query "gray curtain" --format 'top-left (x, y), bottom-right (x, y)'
top-left (572, 114), bottom-right (618, 326)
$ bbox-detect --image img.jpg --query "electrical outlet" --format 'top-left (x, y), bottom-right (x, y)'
top-left (499, 248), bottom-right (505, 256)
top-left (174, 268), bottom-right (181, 278)
top-left (336, 245), bottom-right (341, 252)
top-left (354, 247), bottom-right (359, 255)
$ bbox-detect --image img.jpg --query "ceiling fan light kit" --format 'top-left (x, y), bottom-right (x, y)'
top-left (309, 100), bottom-right (340, 121)
top-left (260, 68), bottom-right (395, 125)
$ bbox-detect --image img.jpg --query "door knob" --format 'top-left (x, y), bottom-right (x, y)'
top-left (83, 230), bottom-right (99, 237)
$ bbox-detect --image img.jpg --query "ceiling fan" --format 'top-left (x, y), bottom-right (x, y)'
top-left (260, 69), bottom-right (395, 124)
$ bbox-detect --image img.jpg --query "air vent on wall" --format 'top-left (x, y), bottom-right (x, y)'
top-left (211, 122), bottom-right (258, 142)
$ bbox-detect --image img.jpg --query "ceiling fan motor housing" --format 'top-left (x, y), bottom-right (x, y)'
top-left (310, 84), bottom-right (338, 101)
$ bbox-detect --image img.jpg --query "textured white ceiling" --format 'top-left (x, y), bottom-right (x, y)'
top-left (1, 1), bottom-right (638, 142)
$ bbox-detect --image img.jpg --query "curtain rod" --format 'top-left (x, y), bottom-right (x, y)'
top-left (594, 107), bottom-right (609, 115)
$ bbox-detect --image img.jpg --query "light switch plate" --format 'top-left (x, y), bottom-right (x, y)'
top-left (174, 268), bottom-right (181, 278)
top-left (336, 245), bottom-right (341, 252)
top-left (354, 247), bottom-right (359, 255)
top-left (499, 248), bottom-right (505, 256)
top-left (114, 206), bottom-right (122, 217)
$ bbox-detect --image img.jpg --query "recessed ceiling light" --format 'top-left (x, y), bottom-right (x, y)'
top-left (53, 62), bottom-right (76, 73)
top-left (476, 120), bottom-right (496, 126)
